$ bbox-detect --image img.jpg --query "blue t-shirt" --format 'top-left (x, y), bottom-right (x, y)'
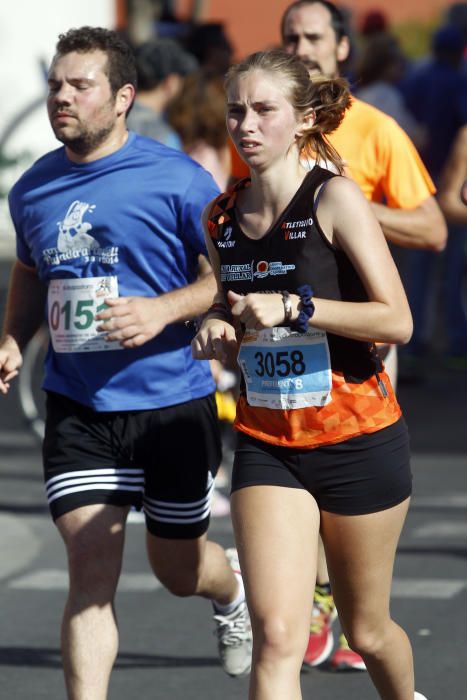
top-left (8, 132), bottom-right (218, 411)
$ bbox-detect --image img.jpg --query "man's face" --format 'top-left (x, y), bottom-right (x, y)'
top-left (47, 50), bottom-right (120, 157)
top-left (282, 3), bottom-right (348, 78)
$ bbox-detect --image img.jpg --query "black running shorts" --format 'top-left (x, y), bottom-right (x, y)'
top-left (43, 391), bottom-right (222, 538)
top-left (231, 418), bottom-right (412, 515)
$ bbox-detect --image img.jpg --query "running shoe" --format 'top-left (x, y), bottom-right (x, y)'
top-left (302, 585), bottom-right (337, 668)
top-left (330, 633), bottom-right (366, 671)
top-left (213, 548), bottom-right (252, 677)
top-left (414, 693), bottom-right (428, 700)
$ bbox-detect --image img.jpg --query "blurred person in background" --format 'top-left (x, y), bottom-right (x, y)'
top-left (281, 0), bottom-right (446, 673)
top-left (355, 34), bottom-right (425, 149)
top-left (352, 8), bottom-right (391, 85)
top-left (437, 124), bottom-right (467, 369)
top-left (438, 124), bottom-right (467, 223)
top-left (359, 8), bottom-right (389, 38)
top-left (446, 2), bottom-right (467, 72)
top-left (183, 21), bottom-right (242, 187)
top-left (185, 22), bottom-right (234, 77)
top-left (168, 71), bottom-right (232, 191)
top-left (400, 24), bottom-right (467, 372)
top-left (402, 25), bottom-right (467, 202)
top-left (127, 37), bottom-right (198, 148)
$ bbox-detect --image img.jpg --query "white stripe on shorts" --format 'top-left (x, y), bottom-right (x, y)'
top-left (144, 476), bottom-right (215, 525)
top-left (45, 468), bottom-right (145, 505)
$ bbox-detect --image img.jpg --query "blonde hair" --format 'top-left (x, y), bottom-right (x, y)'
top-left (225, 48), bottom-right (351, 173)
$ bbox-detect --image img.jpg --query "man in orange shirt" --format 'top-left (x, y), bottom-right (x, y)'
top-left (282, 1), bottom-right (446, 248)
top-left (281, 0), bottom-right (447, 672)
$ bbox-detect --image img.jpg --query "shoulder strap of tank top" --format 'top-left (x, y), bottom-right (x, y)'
top-left (206, 177), bottom-right (250, 238)
top-left (309, 167), bottom-right (339, 215)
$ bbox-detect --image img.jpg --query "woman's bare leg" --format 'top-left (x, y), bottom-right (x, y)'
top-left (231, 485), bottom-right (320, 700)
top-left (321, 497), bottom-right (414, 700)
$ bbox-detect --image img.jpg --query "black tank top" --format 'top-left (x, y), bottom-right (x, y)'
top-left (208, 166), bottom-right (382, 382)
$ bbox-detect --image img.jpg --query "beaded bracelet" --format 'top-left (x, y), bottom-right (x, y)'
top-left (291, 284), bottom-right (315, 333)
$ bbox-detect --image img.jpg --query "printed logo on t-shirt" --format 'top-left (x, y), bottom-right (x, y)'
top-left (41, 200), bottom-right (119, 267)
top-left (254, 260), bottom-right (295, 279)
top-left (282, 218), bottom-right (312, 241)
top-left (217, 225), bottom-right (235, 248)
top-left (220, 259), bottom-right (295, 282)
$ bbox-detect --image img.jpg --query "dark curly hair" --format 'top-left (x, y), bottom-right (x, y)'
top-left (55, 26), bottom-right (137, 96)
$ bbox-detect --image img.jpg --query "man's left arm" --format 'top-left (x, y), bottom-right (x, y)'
top-left (96, 260), bottom-right (217, 348)
top-left (371, 195), bottom-right (447, 251)
top-left (97, 167), bottom-right (221, 348)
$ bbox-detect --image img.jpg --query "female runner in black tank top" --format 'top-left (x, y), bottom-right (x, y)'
top-left (192, 49), bottom-right (420, 700)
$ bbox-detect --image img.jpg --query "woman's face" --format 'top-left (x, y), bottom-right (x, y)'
top-left (226, 69), bottom-right (303, 170)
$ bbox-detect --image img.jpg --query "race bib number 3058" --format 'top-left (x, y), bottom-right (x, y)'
top-left (238, 327), bottom-right (332, 409)
top-left (48, 276), bottom-right (122, 353)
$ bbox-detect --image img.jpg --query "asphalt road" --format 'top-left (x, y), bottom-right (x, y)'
top-left (0, 258), bottom-right (466, 699)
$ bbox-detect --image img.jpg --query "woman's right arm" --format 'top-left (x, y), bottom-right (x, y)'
top-left (191, 204), bottom-right (239, 365)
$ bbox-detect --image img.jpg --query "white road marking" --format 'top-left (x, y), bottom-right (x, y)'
top-left (9, 569), bottom-right (162, 592)
top-left (0, 430), bottom-right (37, 448)
top-left (413, 521), bottom-right (467, 538)
top-left (8, 569), bottom-right (466, 599)
top-left (391, 578), bottom-right (466, 599)
top-left (413, 494), bottom-right (467, 509)
top-left (0, 514), bottom-right (42, 579)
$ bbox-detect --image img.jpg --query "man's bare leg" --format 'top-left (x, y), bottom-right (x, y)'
top-left (57, 504), bottom-right (129, 700)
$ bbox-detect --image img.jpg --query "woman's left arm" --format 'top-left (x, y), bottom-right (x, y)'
top-left (308, 176), bottom-right (413, 345)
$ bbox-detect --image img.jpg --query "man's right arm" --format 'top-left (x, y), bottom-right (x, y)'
top-left (0, 260), bottom-right (46, 393)
top-left (369, 116), bottom-right (447, 251)
top-left (371, 195), bottom-right (447, 251)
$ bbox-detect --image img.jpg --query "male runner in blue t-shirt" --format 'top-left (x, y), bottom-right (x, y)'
top-left (0, 26), bottom-right (251, 697)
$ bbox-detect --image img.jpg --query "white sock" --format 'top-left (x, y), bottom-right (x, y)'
top-left (213, 574), bottom-right (245, 615)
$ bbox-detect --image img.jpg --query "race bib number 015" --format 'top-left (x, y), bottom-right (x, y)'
top-left (238, 327), bottom-right (332, 409)
top-left (48, 276), bottom-right (122, 353)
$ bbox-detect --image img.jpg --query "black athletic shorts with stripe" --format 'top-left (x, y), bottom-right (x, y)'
top-left (43, 391), bottom-right (222, 539)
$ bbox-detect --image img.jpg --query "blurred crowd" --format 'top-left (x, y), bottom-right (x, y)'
top-left (119, 1), bottom-right (467, 385)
